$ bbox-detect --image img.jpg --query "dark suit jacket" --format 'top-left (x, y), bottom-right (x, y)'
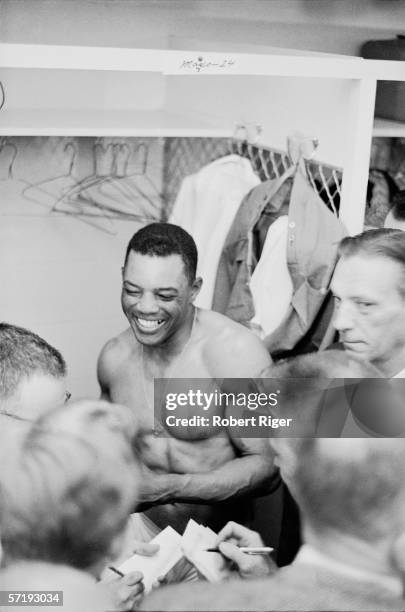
top-left (141, 561), bottom-right (405, 611)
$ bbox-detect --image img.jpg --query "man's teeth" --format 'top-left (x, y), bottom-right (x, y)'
top-left (136, 318), bottom-right (164, 330)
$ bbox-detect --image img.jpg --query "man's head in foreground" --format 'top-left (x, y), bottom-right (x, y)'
top-left (331, 229), bottom-right (405, 376)
top-left (294, 438), bottom-right (405, 575)
top-left (121, 223), bottom-right (202, 346)
top-left (262, 350), bottom-right (383, 477)
top-left (265, 351), bottom-right (405, 577)
top-left (0, 399), bottom-right (139, 577)
top-left (0, 323), bottom-right (68, 419)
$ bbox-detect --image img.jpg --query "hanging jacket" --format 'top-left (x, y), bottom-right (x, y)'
top-left (170, 154), bottom-right (260, 309)
top-left (212, 168), bottom-right (347, 357)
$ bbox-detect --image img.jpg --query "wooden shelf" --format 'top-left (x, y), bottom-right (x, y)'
top-left (0, 109), bottom-right (231, 137)
top-left (373, 117), bottom-right (405, 138)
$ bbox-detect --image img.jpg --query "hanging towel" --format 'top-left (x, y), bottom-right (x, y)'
top-left (170, 155), bottom-right (260, 309)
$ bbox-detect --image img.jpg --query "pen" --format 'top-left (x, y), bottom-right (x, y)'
top-left (206, 546), bottom-right (273, 555)
top-left (108, 566), bottom-right (125, 577)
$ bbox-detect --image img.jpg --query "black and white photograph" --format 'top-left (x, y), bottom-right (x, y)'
top-left (1, 1), bottom-right (405, 610)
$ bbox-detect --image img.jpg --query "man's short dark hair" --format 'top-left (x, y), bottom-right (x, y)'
top-left (0, 323), bottom-right (66, 400)
top-left (338, 228), bottom-right (405, 298)
top-left (124, 223), bottom-right (198, 283)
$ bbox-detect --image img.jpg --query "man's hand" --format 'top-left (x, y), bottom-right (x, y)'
top-left (100, 539), bottom-right (160, 609)
top-left (100, 571), bottom-right (145, 611)
top-left (215, 521), bottom-right (277, 579)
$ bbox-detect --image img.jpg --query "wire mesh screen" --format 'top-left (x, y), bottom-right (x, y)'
top-left (162, 137), bottom-right (342, 218)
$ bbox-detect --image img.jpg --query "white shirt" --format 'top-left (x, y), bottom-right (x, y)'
top-left (170, 155), bottom-right (259, 309)
top-left (249, 215), bottom-right (293, 338)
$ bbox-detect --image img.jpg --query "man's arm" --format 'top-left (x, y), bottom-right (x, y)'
top-left (137, 436), bottom-right (279, 507)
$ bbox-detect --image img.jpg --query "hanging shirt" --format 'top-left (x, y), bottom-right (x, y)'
top-left (250, 216), bottom-right (293, 338)
top-left (170, 155), bottom-right (260, 309)
top-left (212, 169), bottom-right (347, 356)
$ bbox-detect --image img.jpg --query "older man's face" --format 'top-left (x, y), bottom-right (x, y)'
top-left (331, 255), bottom-right (405, 375)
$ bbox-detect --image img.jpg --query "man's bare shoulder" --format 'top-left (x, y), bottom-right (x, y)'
top-left (97, 328), bottom-right (138, 384)
top-left (198, 309), bottom-right (266, 348)
top-left (99, 328), bottom-right (135, 361)
top-left (197, 309), bottom-right (272, 376)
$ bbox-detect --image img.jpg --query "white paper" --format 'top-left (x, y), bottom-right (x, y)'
top-left (118, 526), bottom-right (183, 593)
top-left (181, 519), bottom-right (233, 583)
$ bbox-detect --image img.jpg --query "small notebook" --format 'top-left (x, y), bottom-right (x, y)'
top-left (118, 526), bottom-right (183, 593)
top-left (181, 519), bottom-right (233, 583)
top-left (117, 519), bottom-right (233, 592)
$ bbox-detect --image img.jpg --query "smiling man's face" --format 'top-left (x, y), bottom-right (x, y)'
top-left (121, 252), bottom-right (199, 347)
top-left (331, 254), bottom-right (405, 375)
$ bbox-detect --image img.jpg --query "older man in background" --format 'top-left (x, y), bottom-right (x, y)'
top-left (331, 229), bottom-right (405, 378)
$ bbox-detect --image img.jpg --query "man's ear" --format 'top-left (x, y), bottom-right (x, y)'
top-left (190, 277), bottom-right (203, 302)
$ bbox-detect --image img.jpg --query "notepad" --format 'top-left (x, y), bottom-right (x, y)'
top-left (181, 519), bottom-right (233, 583)
top-left (118, 526), bottom-right (183, 593)
top-left (117, 519), bottom-right (233, 592)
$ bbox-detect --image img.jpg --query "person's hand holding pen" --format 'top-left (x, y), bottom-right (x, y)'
top-left (101, 540), bottom-right (160, 610)
top-left (212, 521), bottom-right (277, 579)
top-left (103, 569), bottom-right (145, 611)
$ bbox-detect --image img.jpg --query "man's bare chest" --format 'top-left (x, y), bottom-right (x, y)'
top-left (109, 356), bottom-right (227, 441)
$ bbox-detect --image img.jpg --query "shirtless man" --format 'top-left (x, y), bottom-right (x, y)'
top-left (98, 223), bottom-right (278, 534)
